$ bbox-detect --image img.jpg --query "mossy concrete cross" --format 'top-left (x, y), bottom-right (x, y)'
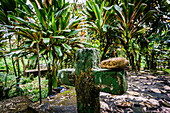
top-left (57, 48), bottom-right (128, 113)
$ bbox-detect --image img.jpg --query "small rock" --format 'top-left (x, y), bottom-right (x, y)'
top-left (167, 94), bottom-right (170, 98)
top-left (133, 88), bottom-right (139, 91)
top-left (141, 89), bottom-right (145, 92)
top-left (164, 85), bottom-right (170, 91)
top-left (9, 108), bottom-right (16, 110)
top-left (150, 88), bottom-right (161, 93)
top-left (100, 101), bottom-right (110, 111)
top-left (49, 99), bottom-right (54, 102)
top-left (134, 97), bottom-right (148, 102)
top-left (146, 82), bottom-right (152, 85)
top-left (127, 91), bottom-right (140, 96)
top-left (134, 81), bottom-right (140, 84)
top-left (160, 89), bottom-right (167, 93)
top-left (100, 92), bottom-right (111, 97)
top-left (139, 76), bottom-right (147, 79)
top-left (156, 80), bottom-right (164, 83)
top-left (115, 100), bottom-right (133, 108)
top-left (142, 107), bottom-right (147, 112)
top-left (145, 103), bottom-right (152, 108)
top-left (161, 107), bottom-right (170, 112)
top-left (148, 99), bottom-right (160, 106)
top-left (139, 102), bottom-right (145, 106)
top-left (147, 76), bottom-right (157, 79)
top-left (131, 76), bottom-right (137, 78)
top-left (6, 103), bottom-right (12, 107)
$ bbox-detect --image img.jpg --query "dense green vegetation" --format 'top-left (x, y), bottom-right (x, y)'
top-left (0, 0), bottom-right (169, 102)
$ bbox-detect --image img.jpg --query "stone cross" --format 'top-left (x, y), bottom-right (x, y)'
top-left (57, 48), bottom-right (127, 113)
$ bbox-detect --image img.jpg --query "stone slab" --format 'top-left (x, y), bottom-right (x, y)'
top-left (57, 68), bottom-right (127, 95)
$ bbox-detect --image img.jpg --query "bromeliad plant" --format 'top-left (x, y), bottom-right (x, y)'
top-left (8, 0), bottom-right (83, 95)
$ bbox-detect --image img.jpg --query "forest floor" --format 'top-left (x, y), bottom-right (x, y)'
top-left (0, 71), bottom-right (169, 113)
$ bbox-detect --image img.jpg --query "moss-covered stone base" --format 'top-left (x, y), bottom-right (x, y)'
top-left (93, 68), bottom-right (127, 95)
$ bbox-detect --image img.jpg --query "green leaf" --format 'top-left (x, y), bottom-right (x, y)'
top-left (51, 36), bottom-right (65, 39)
top-left (128, 3), bottom-right (134, 22)
top-left (0, 10), bottom-right (8, 23)
top-left (43, 38), bottom-right (50, 44)
top-left (40, 49), bottom-right (46, 55)
top-left (68, 29), bottom-right (81, 36)
top-left (100, 1), bottom-right (105, 14)
top-left (122, 3), bottom-right (127, 23)
top-left (92, 2), bottom-right (101, 21)
top-left (86, 1), bottom-right (93, 12)
top-left (133, 4), bottom-right (146, 21)
top-left (52, 11), bottom-right (57, 31)
top-left (54, 46), bottom-right (63, 57)
top-left (30, 54), bottom-right (38, 61)
top-left (15, 8), bottom-right (32, 17)
top-left (49, 50), bottom-right (53, 61)
top-left (113, 4), bottom-right (125, 23)
top-left (31, 2), bottom-right (46, 28)
top-left (62, 44), bottom-right (72, 50)
top-left (22, 5), bottom-right (34, 16)
top-left (8, 14), bottom-right (28, 24)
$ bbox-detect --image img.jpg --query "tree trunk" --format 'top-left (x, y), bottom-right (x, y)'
top-left (36, 41), bottom-right (42, 104)
top-left (9, 37), bottom-right (18, 90)
top-left (150, 51), bottom-right (155, 71)
top-left (21, 57), bottom-right (26, 76)
top-left (138, 53), bottom-right (141, 71)
top-left (47, 60), bottom-right (52, 96)
top-left (0, 84), bottom-right (3, 100)
top-left (26, 58), bottom-right (30, 69)
top-left (2, 55), bottom-right (9, 74)
top-left (16, 58), bottom-right (20, 93)
top-left (146, 52), bottom-right (150, 70)
top-left (16, 35), bottom-right (21, 94)
top-left (124, 46), bottom-right (135, 71)
top-left (130, 53), bottom-right (136, 71)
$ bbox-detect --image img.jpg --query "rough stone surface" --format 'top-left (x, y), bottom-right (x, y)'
top-left (75, 48), bottom-right (100, 113)
top-left (100, 71), bottom-right (170, 113)
top-left (99, 57), bottom-right (129, 69)
top-left (164, 85), bottom-right (170, 90)
top-left (100, 101), bottom-right (110, 111)
top-left (57, 48), bottom-right (128, 112)
top-left (0, 96), bottom-right (33, 113)
top-left (150, 88), bottom-right (162, 93)
top-left (93, 68), bottom-right (127, 95)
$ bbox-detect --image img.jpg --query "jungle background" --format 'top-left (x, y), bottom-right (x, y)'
top-left (0, 0), bottom-right (169, 112)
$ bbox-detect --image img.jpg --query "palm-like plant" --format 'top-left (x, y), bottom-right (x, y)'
top-left (8, 0), bottom-right (83, 95)
top-left (0, 0), bottom-right (27, 97)
top-left (82, 0), bottom-right (118, 60)
top-left (112, 0), bottom-right (153, 70)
